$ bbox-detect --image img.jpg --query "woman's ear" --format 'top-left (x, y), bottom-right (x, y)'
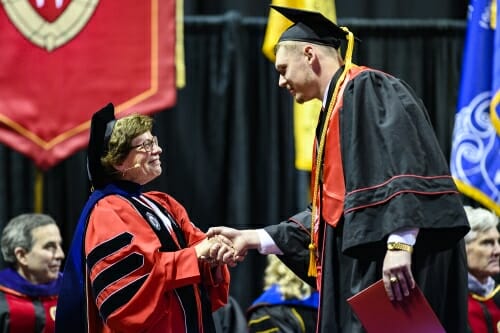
top-left (113, 162), bottom-right (125, 173)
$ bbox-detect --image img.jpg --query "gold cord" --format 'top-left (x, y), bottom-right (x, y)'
top-left (308, 28), bottom-right (355, 277)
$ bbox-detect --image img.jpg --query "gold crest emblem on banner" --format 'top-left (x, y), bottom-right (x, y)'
top-left (1, 0), bottom-right (99, 51)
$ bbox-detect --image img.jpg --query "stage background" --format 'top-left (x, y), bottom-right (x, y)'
top-left (0, 0), bottom-right (468, 311)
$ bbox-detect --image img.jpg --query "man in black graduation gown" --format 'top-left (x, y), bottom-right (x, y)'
top-left (208, 6), bottom-right (470, 333)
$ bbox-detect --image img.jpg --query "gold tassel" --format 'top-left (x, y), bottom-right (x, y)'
top-left (308, 243), bottom-right (317, 277)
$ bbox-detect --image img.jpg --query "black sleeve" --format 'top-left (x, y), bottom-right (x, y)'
top-left (264, 209), bottom-right (316, 287)
top-left (0, 292), bottom-right (9, 332)
top-left (339, 70), bottom-right (469, 257)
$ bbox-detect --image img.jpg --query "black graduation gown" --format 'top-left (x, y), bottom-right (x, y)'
top-left (265, 68), bottom-right (470, 333)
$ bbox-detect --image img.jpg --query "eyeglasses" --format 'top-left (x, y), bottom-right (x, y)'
top-left (130, 136), bottom-right (158, 153)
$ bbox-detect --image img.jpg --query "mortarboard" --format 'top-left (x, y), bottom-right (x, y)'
top-left (271, 5), bottom-right (348, 49)
top-left (86, 102), bottom-right (116, 189)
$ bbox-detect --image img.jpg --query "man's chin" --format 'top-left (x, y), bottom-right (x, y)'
top-left (38, 275), bottom-right (58, 284)
top-left (294, 94), bottom-right (314, 104)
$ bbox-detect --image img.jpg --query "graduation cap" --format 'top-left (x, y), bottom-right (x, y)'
top-left (271, 5), bottom-right (348, 49)
top-left (86, 102), bottom-right (116, 189)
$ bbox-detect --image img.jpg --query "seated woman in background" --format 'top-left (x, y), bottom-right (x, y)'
top-left (464, 205), bottom-right (500, 333)
top-left (247, 254), bottom-right (319, 333)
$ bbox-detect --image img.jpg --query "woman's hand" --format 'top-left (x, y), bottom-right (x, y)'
top-left (195, 236), bottom-right (236, 266)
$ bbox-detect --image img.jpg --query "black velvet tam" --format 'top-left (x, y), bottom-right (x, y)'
top-left (86, 102), bottom-right (116, 189)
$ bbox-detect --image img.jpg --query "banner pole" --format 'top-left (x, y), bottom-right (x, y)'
top-left (34, 168), bottom-right (43, 213)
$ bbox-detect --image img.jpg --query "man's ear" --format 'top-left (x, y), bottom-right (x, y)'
top-left (303, 45), bottom-right (315, 63)
top-left (14, 247), bottom-right (28, 266)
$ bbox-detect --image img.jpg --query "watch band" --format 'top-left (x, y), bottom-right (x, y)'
top-left (387, 242), bottom-right (413, 253)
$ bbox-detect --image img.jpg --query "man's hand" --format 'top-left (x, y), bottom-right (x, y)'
top-left (206, 227), bottom-right (261, 263)
top-left (382, 250), bottom-right (415, 301)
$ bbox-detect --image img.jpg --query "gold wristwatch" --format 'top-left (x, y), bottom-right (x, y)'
top-left (387, 242), bottom-right (413, 254)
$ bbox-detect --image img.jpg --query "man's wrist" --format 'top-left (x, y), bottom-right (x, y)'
top-left (256, 229), bottom-right (283, 255)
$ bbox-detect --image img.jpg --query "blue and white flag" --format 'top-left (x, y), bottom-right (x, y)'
top-left (451, 0), bottom-right (500, 215)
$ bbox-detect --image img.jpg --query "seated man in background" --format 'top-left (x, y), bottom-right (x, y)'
top-left (464, 205), bottom-right (500, 333)
top-left (247, 254), bottom-right (319, 333)
top-left (0, 213), bottom-right (64, 333)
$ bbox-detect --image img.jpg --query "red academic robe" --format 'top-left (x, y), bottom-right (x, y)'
top-left (84, 190), bottom-right (230, 333)
top-left (0, 287), bottom-right (57, 333)
top-left (468, 286), bottom-right (500, 333)
top-left (0, 269), bottom-right (62, 333)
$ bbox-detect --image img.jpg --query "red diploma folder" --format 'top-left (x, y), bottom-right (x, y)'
top-left (347, 279), bottom-right (445, 333)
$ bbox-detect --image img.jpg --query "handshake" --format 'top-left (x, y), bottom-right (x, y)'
top-left (194, 227), bottom-right (261, 267)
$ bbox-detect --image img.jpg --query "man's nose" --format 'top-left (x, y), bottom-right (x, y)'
top-left (493, 241), bottom-right (500, 256)
top-left (278, 75), bottom-right (287, 88)
top-left (56, 245), bottom-right (65, 259)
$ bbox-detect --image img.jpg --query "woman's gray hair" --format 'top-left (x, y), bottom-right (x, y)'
top-left (463, 206), bottom-right (499, 244)
top-left (1, 213), bottom-right (57, 264)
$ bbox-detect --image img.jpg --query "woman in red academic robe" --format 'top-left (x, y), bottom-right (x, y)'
top-left (56, 104), bottom-right (231, 333)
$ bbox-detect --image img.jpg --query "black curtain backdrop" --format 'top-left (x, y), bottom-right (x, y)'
top-left (0, 15), bottom-right (466, 310)
top-left (184, 0), bottom-right (468, 19)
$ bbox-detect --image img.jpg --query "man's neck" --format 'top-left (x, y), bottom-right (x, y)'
top-left (16, 266), bottom-right (38, 284)
top-left (322, 66), bottom-right (345, 108)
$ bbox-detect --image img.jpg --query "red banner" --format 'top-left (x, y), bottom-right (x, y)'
top-left (0, 0), bottom-right (176, 170)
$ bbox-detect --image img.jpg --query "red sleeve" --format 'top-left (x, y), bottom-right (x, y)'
top-left (146, 192), bottom-right (230, 310)
top-left (85, 195), bottom-right (203, 331)
top-left (200, 264), bottom-right (230, 311)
